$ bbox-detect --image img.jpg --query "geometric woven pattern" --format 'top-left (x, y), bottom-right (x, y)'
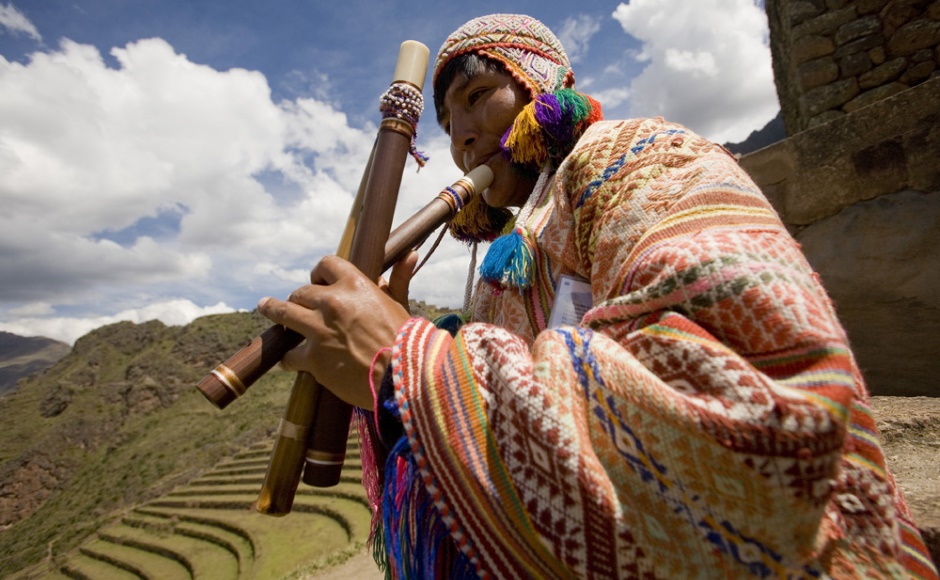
top-left (390, 119), bottom-right (938, 578)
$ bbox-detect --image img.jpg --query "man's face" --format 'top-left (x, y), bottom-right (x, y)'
top-left (438, 68), bottom-right (537, 208)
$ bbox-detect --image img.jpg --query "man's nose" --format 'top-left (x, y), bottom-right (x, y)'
top-left (449, 113), bottom-right (476, 152)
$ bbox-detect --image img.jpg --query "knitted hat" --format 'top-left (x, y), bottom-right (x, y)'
top-left (433, 13), bottom-right (575, 99)
top-left (433, 14), bottom-right (603, 246)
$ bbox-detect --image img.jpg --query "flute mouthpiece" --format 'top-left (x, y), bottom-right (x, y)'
top-left (463, 165), bottom-right (494, 193)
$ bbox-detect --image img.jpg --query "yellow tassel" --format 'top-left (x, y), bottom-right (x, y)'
top-left (448, 194), bottom-right (512, 243)
top-left (502, 101), bottom-right (547, 165)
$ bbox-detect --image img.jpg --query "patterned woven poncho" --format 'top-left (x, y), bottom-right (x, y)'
top-left (380, 118), bottom-right (938, 578)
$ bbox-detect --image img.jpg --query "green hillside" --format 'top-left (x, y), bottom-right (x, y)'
top-left (0, 311), bottom-right (376, 578)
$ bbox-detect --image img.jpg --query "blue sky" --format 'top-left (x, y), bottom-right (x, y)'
top-left (0, 0), bottom-right (778, 344)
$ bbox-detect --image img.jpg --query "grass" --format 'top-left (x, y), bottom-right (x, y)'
top-left (17, 432), bottom-right (375, 579)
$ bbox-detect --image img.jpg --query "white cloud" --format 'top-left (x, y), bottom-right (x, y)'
top-left (0, 299), bottom-right (238, 345)
top-left (590, 86), bottom-right (631, 111)
top-left (612, 0), bottom-right (779, 144)
top-left (9, 302), bottom-right (54, 316)
top-left (0, 3), bottom-right (40, 41)
top-left (0, 37), bottom-right (478, 342)
top-left (556, 14), bottom-right (602, 64)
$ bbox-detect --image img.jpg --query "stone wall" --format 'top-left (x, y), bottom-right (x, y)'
top-left (739, 77), bottom-right (940, 396)
top-left (766, 0), bottom-right (940, 135)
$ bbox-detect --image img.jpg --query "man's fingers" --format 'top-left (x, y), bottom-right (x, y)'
top-left (278, 344), bottom-right (309, 373)
top-left (387, 250), bottom-right (418, 309)
top-left (310, 255), bottom-right (356, 285)
top-left (257, 296), bottom-right (289, 323)
top-left (257, 294), bottom-right (324, 336)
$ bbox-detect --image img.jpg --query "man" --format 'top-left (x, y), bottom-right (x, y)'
top-left (259, 14), bottom-right (937, 579)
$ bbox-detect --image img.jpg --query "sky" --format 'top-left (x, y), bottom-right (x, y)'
top-left (0, 0), bottom-right (779, 345)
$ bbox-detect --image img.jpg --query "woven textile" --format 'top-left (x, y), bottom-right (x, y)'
top-left (387, 118), bottom-right (938, 578)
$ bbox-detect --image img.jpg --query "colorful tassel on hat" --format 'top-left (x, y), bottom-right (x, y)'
top-left (500, 100), bottom-right (548, 166)
top-left (501, 88), bottom-right (603, 169)
top-left (479, 227), bottom-right (535, 290)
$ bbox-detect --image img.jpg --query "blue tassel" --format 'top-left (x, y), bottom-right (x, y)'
top-left (479, 229), bottom-right (534, 290)
top-left (432, 313), bottom-right (466, 336)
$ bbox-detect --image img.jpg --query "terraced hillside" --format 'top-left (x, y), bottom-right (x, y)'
top-left (51, 435), bottom-right (374, 579)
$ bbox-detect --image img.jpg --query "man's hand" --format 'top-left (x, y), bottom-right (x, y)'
top-left (257, 254), bottom-right (414, 410)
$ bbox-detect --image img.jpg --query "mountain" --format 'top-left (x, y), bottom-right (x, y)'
top-left (0, 311), bottom-right (295, 576)
top-left (0, 331), bottom-right (71, 396)
top-left (723, 111), bottom-right (786, 156)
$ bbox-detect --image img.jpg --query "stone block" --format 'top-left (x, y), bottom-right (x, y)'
top-left (790, 0), bottom-right (826, 26)
top-left (851, 77), bottom-right (938, 142)
top-left (737, 142), bottom-right (798, 221)
top-left (930, 0), bottom-right (940, 19)
top-left (853, 138), bottom-right (909, 197)
top-left (870, 45), bottom-right (888, 63)
top-left (859, 56), bottom-right (909, 87)
top-left (858, 0), bottom-right (891, 15)
top-left (904, 113), bottom-right (940, 191)
top-left (799, 57), bottom-right (840, 90)
top-left (834, 32), bottom-right (887, 57)
top-left (888, 18), bottom-right (940, 56)
top-left (882, 0), bottom-right (929, 30)
top-left (793, 6), bottom-right (857, 39)
top-left (844, 82), bottom-right (909, 111)
top-left (808, 109), bottom-right (847, 127)
top-left (739, 142), bottom-right (796, 186)
top-left (835, 15), bottom-right (884, 45)
top-left (800, 77), bottom-right (860, 115)
top-left (793, 155), bottom-right (859, 223)
top-left (796, 190), bottom-right (940, 395)
top-left (794, 34), bottom-right (836, 64)
top-left (901, 59), bottom-right (938, 82)
top-left (840, 51), bottom-right (874, 76)
top-left (912, 47), bottom-right (935, 61)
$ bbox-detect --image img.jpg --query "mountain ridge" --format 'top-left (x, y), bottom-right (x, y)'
top-left (0, 331), bottom-right (71, 396)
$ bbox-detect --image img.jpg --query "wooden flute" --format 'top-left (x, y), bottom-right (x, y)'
top-left (252, 38), bottom-right (430, 514)
top-left (193, 36), bottom-right (493, 514)
top-left (252, 165), bottom-right (492, 514)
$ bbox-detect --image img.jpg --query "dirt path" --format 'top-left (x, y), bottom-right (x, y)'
top-left (870, 395), bottom-right (940, 562)
top-left (306, 550), bottom-right (383, 579)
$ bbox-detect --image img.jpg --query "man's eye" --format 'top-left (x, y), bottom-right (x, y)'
top-left (468, 88), bottom-right (486, 105)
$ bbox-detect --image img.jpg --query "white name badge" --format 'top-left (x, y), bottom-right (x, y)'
top-left (548, 275), bottom-right (593, 328)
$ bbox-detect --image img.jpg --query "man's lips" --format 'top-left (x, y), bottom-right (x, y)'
top-left (469, 152), bottom-right (498, 172)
